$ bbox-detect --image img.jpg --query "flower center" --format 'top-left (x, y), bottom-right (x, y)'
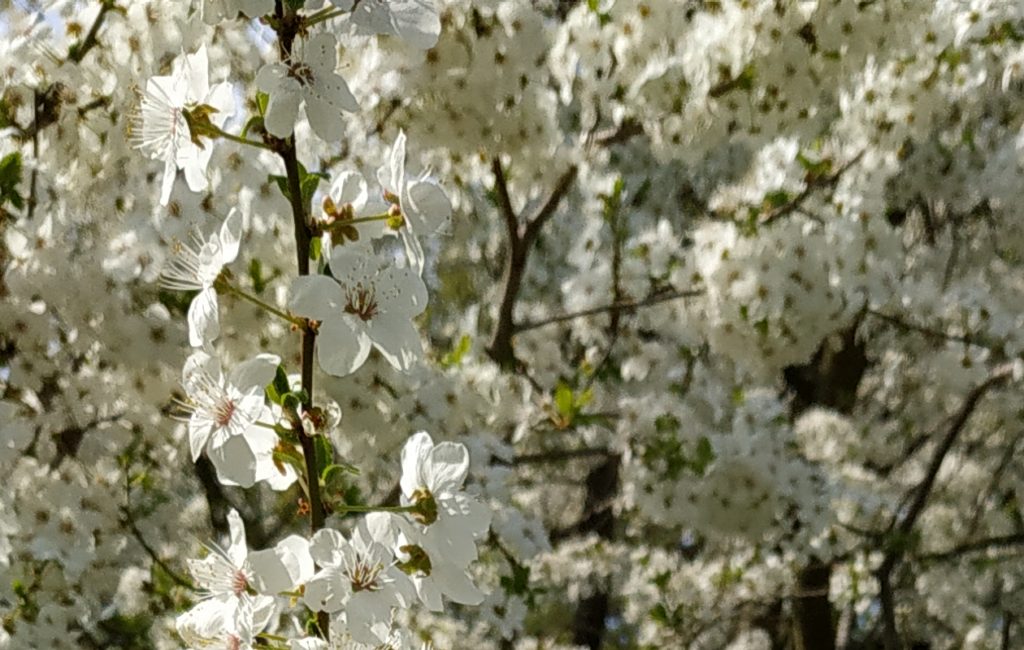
top-left (214, 397), bottom-right (237, 428)
top-left (231, 568), bottom-right (249, 596)
top-left (348, 560), bottom-right (383, 592)
top-left (227, 634), bottom-right (241, 650)
top-left (410, 487), bottom-right (439, 525)
top-left (345, 285), bottom-right (380, 322)
top-left (288, 62), bottom-right (315, 86)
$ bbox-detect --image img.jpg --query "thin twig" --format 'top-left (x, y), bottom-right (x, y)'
top-left (918, 533), bottom-right (1024, 563)
top-left (510, 447), bottom-right (611, 465)
top-left (866, 308), bottom-right (986, 349)
top-left (485, 158), bottom-right (578, 369)
top-left (875, 364), bottom-right (1014, 650)
top-left (67, 0), bottom-right (117, 64)
top-left (761, 151), bottom-right (865, 227)
top-left (515, 288), bottom-right (703, 333)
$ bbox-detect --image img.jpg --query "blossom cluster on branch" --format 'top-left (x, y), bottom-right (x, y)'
top-left (4, 1), bottom-right (1024, 649)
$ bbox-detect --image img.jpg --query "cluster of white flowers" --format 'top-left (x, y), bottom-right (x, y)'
top-left (175, 431), bottom-right (488, 648)
top-left (6, 0), bottom-right (1024, 648)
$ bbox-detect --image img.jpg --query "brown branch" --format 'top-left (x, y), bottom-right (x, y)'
top-left (875, 364), bottom-right (1014, 650)
top-left (589, 119), bottom-right (644, 148)
top-left (918, 533), bottom-right (1024, 563)
top-left (491, 157), bottom-right (518, 243)
top-left (761, 151), bottom-right (865, 227)
top-left (67, 0), bottom-right (117, 64)
top-left (274, 2), bottom-right (326, 538)
top-left (892, 364), bottom-right (1013, 537)
top-left (521, 165), bottom-right (578, 250)
top-left (515, 288), bottom-right (703, 334)
top-left (509, 447), bottom-right (611, 465)
top-left (485, 158), bottom-right (578, 369)
top-left (866, 308), bottom-right (988, 349)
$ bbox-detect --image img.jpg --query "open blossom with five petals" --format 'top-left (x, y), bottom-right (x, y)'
top-left (304, 515), bottom-right (415, 645)
top-left (393, 432), bottom-right (491, 610)
top-left (378, 131), bottom-right (452, 275)
top-left (288, 245), bottom-right (428, 377)
top-left (256, 32), bottom-right (357, 142)
top-left (331, 0), bottom-right (441, 50)
top-left (132, 45), bottom-right (234, 206)
top-left (186, 510), bottom-right (313, 623)
top-left (185, 510), bottom-right (272, 632)
top-left (160, 209), bottom-right (241, 347)
top-left (181, 351), bottom-right (296, 489)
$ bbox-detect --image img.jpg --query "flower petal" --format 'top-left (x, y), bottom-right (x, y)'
top-left (226, 509), bottom-right (247, 567)
top-left (406, 179), bottom-right (451, 234)
top-left (209, 431), bottom-right (259, 488)
top-left (219, 208), bottom-right (243, 264)
top-left (187, 287), bottom-right (219, 347)
top-left (263, 78), bottom-right (302, 138)
top-left (228, 353), bottom-right (280, 390)
top-left (400, 431), bottom-right (434, 498)
top-left (390, 0), bottom-right (441, 50)
top-left (288, 275), bottom-right (344, 321)
top-left (426, 441), bottom-right (469, 494)
top-left (317, 316), bottom-right (372, 377)
top-left (368, 316), bottom-right (422, 372)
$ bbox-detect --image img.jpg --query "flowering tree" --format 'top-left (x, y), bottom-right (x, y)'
top-left (2, 1), bottom-right (1024, 649)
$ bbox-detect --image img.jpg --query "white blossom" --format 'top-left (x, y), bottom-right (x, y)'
top-left (378, 130), bottom-right (452, 275)
top-left (288, 245), bottom-right (428, 376)
top-left (256, 33), bottom-right (357, 142)
top-left (132, 45), bottom-right (234, 206)
top-left (159, 209), bottom-right (242, 348)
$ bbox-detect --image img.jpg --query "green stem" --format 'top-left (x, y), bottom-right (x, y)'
top-left (345, 212), bottom-right (391, 225)
top-left (219, 281), bottom-right (305, 326)
top-left (254, 420), bottom-right (292, 436)
top-left (275, 0), bottom-right (330, 638)
top-left (304, 7), bottom-right (347, 27)
top-left (332, 503), bottom-right (417, 515)
top-left (204, 123), bottom-right (275, 151)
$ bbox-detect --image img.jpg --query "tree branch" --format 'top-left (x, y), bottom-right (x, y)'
top-left (866, 308), bottom-right (989, 349)
top-left (272, 1), bottom-right (329, 637)
top-left (761, 151), bottom-right (864, 227)
top-left (67, 0), bottom-right (117, 64)
top-left (485, 159), bottom-right (577, 369)
top-left (515, 287), bottom-right (703, 333)
top-left (918, 533), bottom-right (1024, 562)
top-left (875, 363), bottom-right (1014, 650)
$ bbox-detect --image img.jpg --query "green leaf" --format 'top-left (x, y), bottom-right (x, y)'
top-left (248, 258), bottom-right (267, 294)
top-left (0, 151), bottom-right (24, 211)
top-left (692, 436), bottom-right (716, 476)
top-left (310, 236), bottom-right (322, 262)
top-left (256, 91), bottom-right (269, 117)
top-left (239, 115), bottom-right (263, 139)
top-left (269, 174), bottom-right (289, 199)
top-left (266, 366), bottom-right (291, 405)
top-left (441, 334), bottom-right (471, 368)
top-left (314, 434), bottom-right (334, 478)
top-left (796, 151), bottom-right (833, 181)
top-left (499, 563), bottom-right (531, 596)
top-left (763, 189), bottom-right (791, 209)
top-left (554, 383), bottom-right (574, 418)
top-left (281, 392), bottom-right (302, 413)
top-left (649, 603), bottom-right (670, 626)
top-left (300, 168), bottom-right (321, 205)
